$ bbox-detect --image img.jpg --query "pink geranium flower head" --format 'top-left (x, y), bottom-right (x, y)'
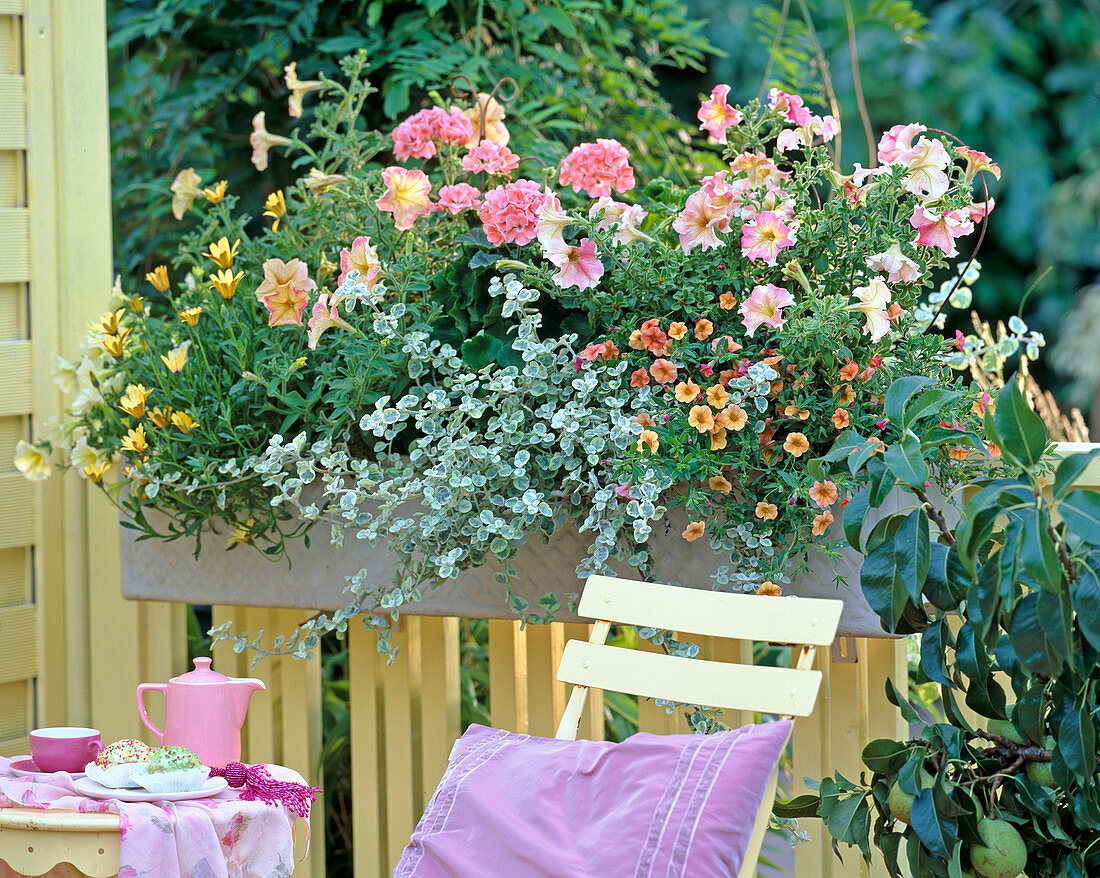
top-left (461, 140), bottom-right (521, 176)
top-left (543, 237), bottom-right (604, 291)
top-left (376, 167), bottom-right (434, 231)
top-left (848, 277), bottom-right (893, 342)
top-left (698, 84), bottom-right (743, 144)
top-left (478, 179), bottom-right (545, 245)
top-left (559, 139), bottom-right (635, 197)
top-left (391, 107), bottom-right (473, 161)
top-left (741, 210), bottom-right (796, 264)
top-left (338, 236), bottom-right (382, 288)
top-left (307, 293), bottom-right (354, 350)
top-left (910, 206), bottom-right (974, 257)
top-left (901, 137), bottom-right (951, 201)
top-left (437, 183), bottom-right (482, 215)
top-left (877, 123), bottom-right (927, 164)
top-left (740, 284), bottom-right (795, 337)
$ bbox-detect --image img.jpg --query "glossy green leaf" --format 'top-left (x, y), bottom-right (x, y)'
top-left (1009, 593), bottom-right (1060, 677)
top-left (1053, 448), bottom-right (1100, 499)
top-left (1072, 565), bottom-right (1100, 652)
top-left (902, 387), bottom-right (963, 430)
top-left (1058, 489), bottom-right (1100, 544)
top-left (885, 430), bottom-right (930, 489)
top-left (862, 739), bottom-right (910, 774)
top-left (1058, 708), bottom-right (1096, 783)
top-left (992, 379), bottom-right (1048, 467)
top-left (920, 619), bottom-right (952, 686)
top-left (772, 794), bottom-right (822, 818)
top-left (895, 508), bottom-right (931, 604)
top-left (912, 789), bottom-right (955, 859)
top-left (956, 623), bottom-right (1006, 719)
top-left (842, 486), bottom-right (872, 552)
top-left (884, 375), bottom-right (935, 426)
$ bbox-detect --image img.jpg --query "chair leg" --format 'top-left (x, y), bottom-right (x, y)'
top-left (738, 765), bottom-right (780, 878)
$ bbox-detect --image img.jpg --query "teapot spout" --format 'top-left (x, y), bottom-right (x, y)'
top-left (231, 677), bottom-right (267, 727)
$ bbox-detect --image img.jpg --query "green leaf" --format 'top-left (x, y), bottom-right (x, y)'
top-left (884, 431), bottom-right (930, 489)
top-left (1009, 593), bottom-right (1060, 677)
top-left (1058, 708), bottom-right (1096, 783)
top-left (955, 624), bottom-right (1006, 720)
top-left (1017, 508), bottom-right (1063, 592)
top-left (1072, 565), bottom-right (1100, 652)
top-left (992, 379), bottom-right (1048, 467)
top-left (922, 543), bottom-right (958, 611)
top-left (902, 388), bottom-right (963, 430)
top-left (824, 793), bottom-right (871, 857)
top-left (862, 739), bottom-right (910, 774)
top-left (772, 794), bottom-right (821, 818)
top-left (1053, 449), bottom-right (1100, 499)
top-left (895, 508), bottom-right (931, 604)
top-left (884, 375), bottom-right (935, 426)
top-left (1058, 489), bottom-right (1100, 544)
top-left (842, 487), bottom-right (872, 552)
top-left (1035, 588), bottom-right (1073, 669)
top-left (920, 619), bottom-right (952, 686)
top-left (539, 3), bottom-right (580, 38)
top-left (912, 789), bottom-right (955, 859)
top-left (860, 538), bottom-right (908, 631)
top-left (885, 678), bottom-right (921, 724)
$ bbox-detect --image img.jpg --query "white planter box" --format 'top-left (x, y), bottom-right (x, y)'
top-left (119, 487), bottom-right (930, 638)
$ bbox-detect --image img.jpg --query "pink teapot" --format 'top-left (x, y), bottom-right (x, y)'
top-left (137, 657), bottom-right (265, 768)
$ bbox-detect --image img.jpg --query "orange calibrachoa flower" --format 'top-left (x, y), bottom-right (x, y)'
top-left (710, 427), bottom-right (727, 450)
top-left (724, 404), bottom-right (748, 431)
top-left (636, 413), bottom-right (656, 428)
top-left (719, 291), bottom-right (736, 310)
top-left (986, 442), bottom-right (1002, 459)
top-left (832, 407), bottom-right (850, 429)
top-left (628, 330), bottom-right (645, 350)
top-left (629, 368), bottom-right (650, 388)
top-left (756, 581), bottom-right (782, 596)
top-left (755, 501), bottom-right (778, 521)
top-left (706, 384), bottom-right (730, 409)
top-left (949, 446), bottom-right (969, 461)
top-left (809, 480), bottom-right (838, 509)
top-left (812, 510), bottom-right (835, 536)
top-left (782, 403), bottom-right (810, 420)
top-left (839, 361), bottom-right (860, 382)
top-left (668, 322), bottom-right (688, 340)
top-left (694, 318), bottom-right (714, 340)
top-left (707, 474), bottom-right (732, 494)
top-left (639, 320), bottom-right (670, 355)
top-left (675, 380), bottom-right (701, 403)
top-left (650, 358), bottom-right (677, 384)
top-left (682, 521), bottom-right (706, 542)
top-left (637, 429), bottom-right (660, 453)
top-left (834, 385), bottom-right (856, 406)
top-left (783, 432), bottom-right (810, 457)
top-left (688, 405), bottom-right (715, 432)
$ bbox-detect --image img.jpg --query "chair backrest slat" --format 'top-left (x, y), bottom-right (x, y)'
top-left (557, 641), bottom-right (824, 717)
top-left (576, 575), bottom-right (842, 645)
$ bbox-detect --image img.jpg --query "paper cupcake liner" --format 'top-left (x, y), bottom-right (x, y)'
top-left (130, 767), bottom-right (210, 794)
top-left (84, 761), bottom-right (147, 789)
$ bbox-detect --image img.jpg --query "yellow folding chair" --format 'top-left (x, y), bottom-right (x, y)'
top-left (553, 574), bottom-right (843, 878)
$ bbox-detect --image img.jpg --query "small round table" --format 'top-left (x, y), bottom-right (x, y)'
top-left (0, 806), bottom-right (120, 877)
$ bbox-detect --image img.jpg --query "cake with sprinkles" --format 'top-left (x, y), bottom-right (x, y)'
top-left (84, 738), bottom-right (153, 788)
top-left (131, 746), bottom-right (209, 793)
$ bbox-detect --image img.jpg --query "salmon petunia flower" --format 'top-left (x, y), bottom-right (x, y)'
top-left (955, 145), bottom-right (1001, 186)
top-left (255, 258), bottom-right (316, 327)
top-left (688, 405), bottom-right (715, 433)
top-left (809, 480), bottom-right (838, 509)
top-left (783, 432), bottom-right (810, 457)
top-left (650, 358), bottom-right (677, 384)
top-left (284, 62), bottom-right (324, 118)
top-left (637, 429), bottom-right (660, 453)
top-left (675, 380), bottom-right (701, 403)
top-left (307, 293), bottom-right (354, 350)
top-left (832, 408), bottom-right (850, 430)
top-left (249, 112), bottom-right (292, 171)
top-left (698, 84), bottom-right (743, 144)
top-left (377, 167), bottom-right (434, 231)
top-left (170, 168), bottom-right (203, 220)
top-left (812, 510), bottom-right (835, 536)
top-left (339, 236), bottom-right (383, 288)
top-left (708, 474), bottom-right (733, 494)
top-left (543, 237), bottom-right (605, 291)
top-left (682, 521), bottom-right (707, 542)
top-left (755, 501), bottom-right (778, 521)
top-left (910, 206), bottom-right (974, 257)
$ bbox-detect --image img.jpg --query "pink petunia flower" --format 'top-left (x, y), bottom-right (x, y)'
top-left (338, 236), bottom-right (383, 288)
top-left (698, 84), bottom-right (743, 144)
top-left (955, 145), bottom-right (1002, 186)
top-left (543, 237), bottom-right (604, 291)
top-left (740, 210), bottom-right (796, 264)
top-left (900, 137), bottom-right (951, 201)
top-left (740, 284), bottom-right (795, 337)
top-left (866, 243), bottom-right (921, 284)
top-left (535, 192), bottom-right (571, 245)
top-left (673, 190), bottom-right (726, 252)
top-left (910, 206), bottom-right (974, 257)
top-left (307, 293), bottom-right (353, 350)
top-left (436, 183), bottom-right (482, 215)
top-left (590, 197), bottom-right (651, 245)
top-left (376, 167), bottom-right (434, 230)
top-left (461, 140), bottom-right (521, 176)
top-left (877, 123), bottom-right (927, 164)
top-left (255, 257), bottom-right (316, 327)
top-left (968, 198), bottom-right (996, 222)
top-left (478, 179), bottom-right (545, 246)
top-left (847, 277), bottom-right (893, 342)
top-left (730, 152), bottom-right (790, 188)
top-left (559, 139), bottom-right (635, 197)
top-left (768, 89), bottom-right (813, 127)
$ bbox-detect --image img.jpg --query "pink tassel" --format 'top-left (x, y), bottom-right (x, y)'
top-left (209, 762), bottom-right (320, 818)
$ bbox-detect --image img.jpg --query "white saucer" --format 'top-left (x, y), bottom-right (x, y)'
top-left (8, 757), bottom-right (85, 780)
top-left (73, 775), bottom-right (228, 802)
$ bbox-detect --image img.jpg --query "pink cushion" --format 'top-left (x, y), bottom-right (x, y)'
top-left (394, 719), bottom-right (791, 878)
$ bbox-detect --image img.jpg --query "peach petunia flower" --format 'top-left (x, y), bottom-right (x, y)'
top-left (955, 145), bottom-right (1001, 186)
top-left (339, 236), bottom-right (383, 288)
top-left (688, 405), bottom-right (715, 433)
top-left (249, 112), bottom-right (292, 171)
top-left (848, 277), bottom-right (893, 342)
top-left (708, 474), bottom-right (733, 494)
top-left (675, 380), bottom-right (701, 403)
top-left (377, 167), bottom-right (434, 231)
top-left (682, 521), bottom-right (706, 542)
top-left (170, 168), bottom-right (203, 220)
top-left (255, 258), bottom-right (316, 327)
top-left (809, 480), bottom-right (838, 509)
top-left (910, 206), bottom-right (974, 257)
top-left (755, 502), bottom-right (778, 521)
top-left (650, 359), bottom-right (677, 385)
top-left (668, 322), bottom-right (688, 340)
top-left (307, 293), bottom-right (354, 350)
top-left (812, 510), bottom-right (835, 536)
top-left (783, 432), bottom-right (810, 457)
top-left (832, 408), bottom-right (850, 429)
top-left (284, 62), bottom-right (323, 118)
top-left (637, 429), bottom-right (660, 453)
top-left (461, 93), bottom-right (510, 148)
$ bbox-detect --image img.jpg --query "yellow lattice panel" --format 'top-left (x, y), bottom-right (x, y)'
top-left (0, 207), bottom-right (28, 282)
top-left (0, 473), bottom-right (32, 548)
top-left (0, 339), bottom-right (29, 414)
top-left (0, 680), bottom-right (32, 746)
top-left (0, 547), bottom-right (30, 607)
top-left (0, 151), bottom-right (24, 205)
top-left (0, 603), bottom-right (35, 684)
top-left (0, 74), bottom-right (25, 149)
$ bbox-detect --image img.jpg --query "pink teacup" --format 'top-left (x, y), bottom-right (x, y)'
top-left (29, 727), bottom-right (103, 773)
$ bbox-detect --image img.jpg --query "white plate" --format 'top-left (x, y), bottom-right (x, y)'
top-left (73, 775), bottom-right (228, 802)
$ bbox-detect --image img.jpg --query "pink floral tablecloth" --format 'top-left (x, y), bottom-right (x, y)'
top-left (0, 756), bottom-right (307, 878)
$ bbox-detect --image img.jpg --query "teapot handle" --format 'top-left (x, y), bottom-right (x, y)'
top-left (136, 683), bottom-right (168, 742)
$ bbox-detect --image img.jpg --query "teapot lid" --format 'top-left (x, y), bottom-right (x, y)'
top-left (171, 657), bottom-right (230, 685)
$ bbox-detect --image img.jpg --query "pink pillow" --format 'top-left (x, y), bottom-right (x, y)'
top-left (394, 719), bottom-right (792, 877)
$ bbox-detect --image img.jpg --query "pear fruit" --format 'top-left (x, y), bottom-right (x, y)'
top-left (986, 719), bottom-right (1026, 746)
top-left (887, 770), bottom-right (933, 825)
top-left (1026, 760), bottom-right (1055, 787)
top-left (970, 818), bottom-right (1027, 878)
